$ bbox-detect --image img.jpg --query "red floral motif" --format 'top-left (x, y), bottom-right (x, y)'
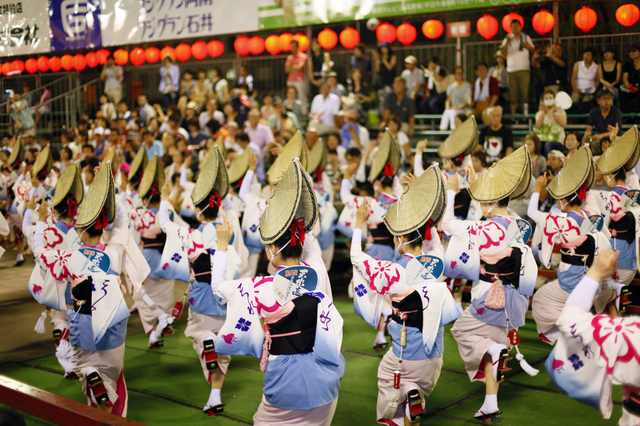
top-left (591, 314), bottom-right (640, 375)
top-left (363, 259), bottom-right (400, 294)
top-left (187, 228), bottom-right (204, 256)
top-left (543, 215), bottom-right (581, 246)
top-left (132, 210), bottom-right (156, 232)
top-left (470, 221), bottom-right (505, 251)
top-left (44, 226), bottom-right (64, 249)
top-left (610, 193), bottom-right (622, 216)
top-left (40, 250), bottom-right (75, 282)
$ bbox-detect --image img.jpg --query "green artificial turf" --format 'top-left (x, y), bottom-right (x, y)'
top-left (0, 300), bottom-right (623, 425)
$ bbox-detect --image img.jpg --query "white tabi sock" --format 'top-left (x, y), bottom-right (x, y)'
top-left (149, 330), bottom-right (159, 345)
top-left (479, 394), bottom-right (498, 414)
top-left (16, 253), bottom-right (23, 262)
top-left (208, 388), bottom-right (222, 407)
top-left (487, 343), bottom-right (507, 381)
top-left (374, 331), bottom-right (386, 345)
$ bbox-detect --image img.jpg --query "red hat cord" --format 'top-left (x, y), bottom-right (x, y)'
top-left (316, 167), bottom-right (324, 182)
top-left (209, 190), bottom-right (221, 208)
top-left (150, 181), bottom-right (159, 197)
top-left (456, 154), bottom-right (464, 163)
top-left (66, 195), bottom-right (78, 217)
top-left (93, 207), bottom-right (110, 230)
top-left (578, 182), bottom-right (587, 200)
top-left (383, 161), bottom-right (394, 177)
top-left (424, 219), bottom-right (434, 241)
top-left (289, 217), bottom-right (306, 246)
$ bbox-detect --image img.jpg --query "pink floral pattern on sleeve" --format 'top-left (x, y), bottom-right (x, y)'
top-left (40, 250), bottom-right (76, 282)
top-left (591, 314), bottom-right (640, 375)
top-left (470, 221), bottom-right (505, 251)
top-left (609, 193), bottom-right (622, 216)
top-left (43, 226), bottom-right (64, 249)
top-left (363, 259), bottom-right (400, 294)
top-left (543, 215), bottom-right (581, 246)
top-left (131, 209), bottom-right (156, 232)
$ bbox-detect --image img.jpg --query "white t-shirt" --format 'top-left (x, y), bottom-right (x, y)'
top-left (500, 34), bottom-right (534, 73)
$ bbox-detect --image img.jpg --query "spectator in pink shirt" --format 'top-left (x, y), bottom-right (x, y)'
top-left (285, 40), bottom-right (308, 111)
top-left (245, 109), bottom-right (275, 154)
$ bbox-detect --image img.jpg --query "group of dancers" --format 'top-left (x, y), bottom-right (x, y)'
top-left (2, 118), bottom-right (640, 425)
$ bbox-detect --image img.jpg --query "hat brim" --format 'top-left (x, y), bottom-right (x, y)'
top-left (438, 116), bottom-right (478, 159)
top-left (128, 146), bottom-right (149, 183)
top-left (139, 155), bottom-right (166, 199)
top-left (76, 162), bottom-right (115, 228)
top-left (192, 145), bottom-right (229, 206)
top-left (469, 146), bottom-right (530, 203)
top-left (33, 145), bottom-right (52, 177)
top-left (268, 131), bottom-right (308, 185)
top-left (228, 147), bottom-right (251, 184)
top-left (306, 140), bottom-right (327, 175)
top-left (548, 146), bottom-right (593, 200)
top-left (595, 126), bottom-right (639, 174)
top-left (369, 131), bottom-right (400, 183)
top-left (8, 141), bottom-right (24, 168)
top-left (52, 162), bottom-right (84, 209)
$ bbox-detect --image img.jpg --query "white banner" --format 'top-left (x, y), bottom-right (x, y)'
top-left (0, 0), bottom-right (50, 56)
top-left (101, 0), bottom-right (259, 46)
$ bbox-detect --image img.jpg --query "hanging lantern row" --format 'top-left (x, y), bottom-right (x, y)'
top-left (236, 32), bottom-right (309, 56)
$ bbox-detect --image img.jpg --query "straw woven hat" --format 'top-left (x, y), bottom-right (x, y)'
top-left (191, 145), bottom-right (229, 206)
top-left (469, 146), bottom-right (531, 203)
top-left (306, 140), bottom-right (327, 176)
top-left (228, 147), bottom-right (251, 184)
top-left (369, 131), bottom-right (402, 183)
top-left (128, 146), bottom-right (148, 182)
top-left (383, 163), bottom-right (445, 236)
top-left (268, 131), bottom-right (309, 184)
top-left (7, 140), bottom-right (24, 168)
top-left (259, 158), bottom-right (319, 245)
top-left (33, 145), bottom-right (53, 177)
top-left (139, 155), bottom-right (165, 200)
top-left (438, 116), bottom-right (478, 160)
top-left (76, 162), bottom-right (116, 228)
top-left (51, 162), bottom-right (84, 210)
top-left (102, 148), bottom-right (120, 174)
top-left (595, 126), bottom-right (640, 174)
top-left (548, 146), bottom-right (594, 200)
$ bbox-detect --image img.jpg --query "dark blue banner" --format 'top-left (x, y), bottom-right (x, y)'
top-left (49, 0), bottom-right (102, 51)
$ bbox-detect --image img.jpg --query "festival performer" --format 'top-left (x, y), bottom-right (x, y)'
top-left (31, 162), bottom-right (149, 416)
top-left (446, 147), bottom-right (539, 423)
top-left (130, 155), bottom-right (176, 349)
top-left (157, 146), bottom-right (243, 416)
top-left (350, 163), bottom-right (460, 425)
top-left (211, 158), bottom-right (344, 426)
top-left (593, 126), bottom-right (640, 313)
top-left (24, 163), bottom-right (84, 379)
top-left (530, 146), bottom-right (610, 343)
top-left (546, 249), bottom-right (640, 426)
top-left (120, 146), bottom-right (148, 218)
top-left (5, 140), bottom-right (30, 266)
top-left (28, 145), bottom-right (55, 202)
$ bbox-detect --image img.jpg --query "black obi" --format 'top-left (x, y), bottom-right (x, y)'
top-left (561, 234), bottom-right (596, 267)
top-left (480, 247), bottom-right (522, 288)
top-left (268, 295), bottom-right (319, 356)
top-left (391, 290), bottom-right (423, 330)
top-left (192, 252), bottom-right (212, 284)
top-left (72, 277), bottom-right (93, 315)
top-left (454, 188), bottom-right (472, 219)
top-left (370, 225), bottom-right (395, 248)
top-left (141, 233), bottom-right (167, 253)
top-left (610, 212), bottom-right (636, 244)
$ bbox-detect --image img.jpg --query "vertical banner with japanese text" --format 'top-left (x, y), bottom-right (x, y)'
top-left (0, 0), bottom-right (50, 56)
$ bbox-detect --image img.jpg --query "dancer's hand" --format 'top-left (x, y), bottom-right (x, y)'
top-left (216, 215), bottom-right (233, 252)
top-left (38, 199), bottom-right (48, 222)
top-left (27, 195), bottom-right (37, 211)
top-left (355, 201), bottom-right (370, 228)
top-left (447, 173), bottom-right (459, 191)
top-left (586, 249), bottom-right (619, 282)
top-left (161, 179), bottom-right (172, 201)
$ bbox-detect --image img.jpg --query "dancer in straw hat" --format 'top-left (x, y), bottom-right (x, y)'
top-left (529, 146), bottom-right (610, 343)
top-left (28, 145), bottom-right (55, 202)
top-left (350, 163), bottom-right (460, 425)
top-left (211, 158), bottom-right (344, 426)
top-left (446, 147), bottom-right (539, 423)
top-left (23, 163), bottom-right (84, 379)
top-left (157, 146), bottom-right (244, 416)
top-left (5, 139), bottom-right (29, 266)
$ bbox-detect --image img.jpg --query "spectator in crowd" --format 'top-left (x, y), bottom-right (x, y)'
top-left (181, 102), bottom-right (200, 131)
top-left (374, 42), bottom-right (398, 116)
top-left (500, 19), bottom-right (535, 115)
top-left (22, 130), bottom-right (38, 150)
top-left (621, 43), bottom-right (640, 113)
top-left (349, 43), bottom-right (372, 84)
top-left (166, 114), bottom-right (189, 140)
top-left (440, 66), bottom-right (472, 131)
top-left (222, 102), bottom-right (237, 128)
top-left (347, 68), bottom-right (372, 118)
top-left (471, 151), bottom-right (488, 176)
top-left (192, 68), bottom-right (214, 106)
top-left (200, 99), bottom-right (224, 135)
top-left (571, 47), bottom-right (599, 108)
top-left (7, 92), bottom-right (34, 134)
top-left (235, 131), bottom-right (266, 183)
top-left (268, 97), bottom-right (300, 133)
top-left (597, 45), bottom-right (622, 99)
top-left (534, 90), bottom-right (567, 154)
top-left (490, 50), bottom-right (509, 106)
top-left (205, 118), bottom-right (229, 142)
top-left (187, 118), bottom-right (206, 147)
top-left (93, 128), bottom-right (108, 158)
top-left (420, 56), bottom-right (449, 114)
top-left (59, 146), bottom-right (73, 174)
top-left (60, 131), bottom-right (80, 159)
top-left (326, 72), bottom-right (347, 98)
top-left (386, 114), bottom-right (410, 162)
top-left (381, 77), bottom-right (415, 136)
top-left (210, 67), bottom-right (229, 104)
top-left (285, 40), bottom-right (308, 109)
top-left (532, 43), bottom-right (568, 94)
top-left (339, 110), bottom-right (370, 151)
top-left (260, 94), bottom-right (275, 121)
top-left (401, 55), bottom-right (425, 112)
top-left (177, 70), bottom-right (196, 116)
top-left (100, 56), bottom-right (123, 105)
top-left (117, 101), bottom-right (130, 120)
top-left (285, 85), bottom-right (305, 121)
top-left (224, 121), bottom-right (239, 148)
top-left (480, 106), bottom-right (513, 162)
top-left (522, 134), bottom-right (546, 179)
top-left (564, 131), bottom-right (582, 159)
top-left (99, 94), bottom-right (116, 122)
top-left (469, 61), bottom-right (499, 125)
top-left (33, 87), bottom-right (51, 127)
top-left (229, 84), bottom-right (253, 128)
top-left (138, 95), bottom-right (156, 126)
top-left (142, 129), bottom-right (164, 158)
top-left (308, 39), bottom-right (331, 98)
top-left (310, 82), bottom-right (341, 135)
top-left (236, 66), bottom-right (254, 95)
top-left (246, 109), bottom-right (275, 154)
top-left (584, 89), bottom-right (622, 146)
top-left (326, 132), bottom-right (346, 167)
top-left (159, 55), bottom-right (180, 107)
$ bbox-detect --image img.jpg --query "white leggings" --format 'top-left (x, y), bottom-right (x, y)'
top-left (440, 108), bottom-right (466, 130)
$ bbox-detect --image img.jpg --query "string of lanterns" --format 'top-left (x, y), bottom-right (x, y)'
top-left (6, 3), bottom-right (640, 75)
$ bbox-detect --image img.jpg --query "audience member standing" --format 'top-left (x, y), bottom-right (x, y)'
top-left (381, 77), bottom-right (415, 136)
top-left (500, 20), bottom-right (535, 115)
top-left (236, 66), bottom-right (254, 94)
top-left (159, 55), bottom-right (180, 107)
top-left (100, 56), bottom-right (123, 105)
top-left (400, 55), bottom-right (425, 112)
top-left (285, 40), bottom-right (308, 111)
top-left (349, 43), bottom-right (372, 84)
top-left (621, 43), bottom-right (640, 113)
top-left (532, 43), bottom-right (567, 94)
top-left (374, 42), bottom-right (397, 116)
top-left (469, 61), bottom-right (499, 125)
top-left (309, 82), bottom-right (341, 135)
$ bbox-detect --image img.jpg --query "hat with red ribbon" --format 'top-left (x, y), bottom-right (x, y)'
top-left (139, 154), bottom-right (165, 200)
top-left (76, 162), bottom-right (116, 229)
top-left (548, 146), bottom-right (594, 201)
top-left (52, 162), bottom-right (84, 217)
top-left (128, 145), bottom-right (149, 187)
top-left (369, 130), bottom-right (402, 183)
top-left (191, 145), bottom-right (229, 207)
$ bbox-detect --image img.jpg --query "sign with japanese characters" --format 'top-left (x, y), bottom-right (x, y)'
top-left (49, 0), bottom-right (102, 51)
top-left (0, 0), bottom-right (50, 56)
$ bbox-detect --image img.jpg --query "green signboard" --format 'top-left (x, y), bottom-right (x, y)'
top-left (259, 0), bottom-right (551, 30)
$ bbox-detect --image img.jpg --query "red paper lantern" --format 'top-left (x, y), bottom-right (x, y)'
top-left (73, 54), bottom-right (86, 72)
top-left (575, 6), bottom-right (597, 32)
top-left (37, 57), bottom-right (49, 73)
top-left (49, 57), bottom-right (61, 72)
top-left (85, 51), bottom-right (98, 68)
top-left (318, 29), bottom-right (338, 50)
top-left (294, 33), bottom-right (309, 52)
top-left (97, 49), bottom-right (110, 65)
top-left (532, 10), bottom-right (555, 35)
top-left (376, 22), bottom-right (396, 43)
top-left (113, 49), bottom-right (128, 65)
top-left (340, 27), bottom-right (360, 50)
top-left (616, 4), bottom-right (640, 27)
top-left (175, 43), bottom-right (191, 62)
top-left (477, 14), bottom-right (499, 40)
top-left (396, 23), bottom-right (416, 46)
top-left (25, 58), bottom-right (37, 74)
top-left (130, 47), bottom-right (146, 66)
top-left (207, 40), bottom-right (224, 58)
top-left (192, 41), bottom-right (208, 60)
top-left (422, 20), bottom-right (444, 39)
top-left (145, 47), bottom-right (160, 63)
top-left (1, 63), bottom-right (9, 75)
top-left (61, 55), bottom-right (73, 71)
top-left (249, 36), bottom-right (265, 55)
top-left (265, 35), bottom-right (281, 55)
top-left (279, 32), bottom-right (293, 53)
top-left (502, 12), bottom-right (524, 33)
top-left (13, 60), bottom-right (24, 73)
top-left (160, 46), bottom-right (175, 60)
top-left (234, 36), bottom-right (250, 56)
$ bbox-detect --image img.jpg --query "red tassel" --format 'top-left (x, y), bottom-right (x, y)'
top-left (578, 182), bottom-right (587, 200)
top-left (150, 182), bottom-right (159, 197)
top-left (393, 370), bottom-right (401, 389)
top-left (209, 190), bottom-right (221, 208)
top-left (93, 207), bottom-right (110, 230)
top-left (316, 167), bottom-right (324, 182)
top-left (424, 219), bottom-right (434, 241)
top-left (66, 195), bottom-right (78, 217)
top-left (456, 154), bottom-right (464, 163)
top-left (171, 301), bottom-right (184, 319)
top-left (289, 217), bottom-right (306, 246)
top-left (383, 161), bottom-right (394, 177)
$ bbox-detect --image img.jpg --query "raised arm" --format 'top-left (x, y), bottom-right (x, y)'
top-left (566, 250), bottom-right (618, 311)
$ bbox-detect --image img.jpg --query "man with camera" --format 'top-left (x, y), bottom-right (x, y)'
top-left (6, 91), bottom-right (34, 135)
top-left (100, 56), bottom-right (123, 105)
